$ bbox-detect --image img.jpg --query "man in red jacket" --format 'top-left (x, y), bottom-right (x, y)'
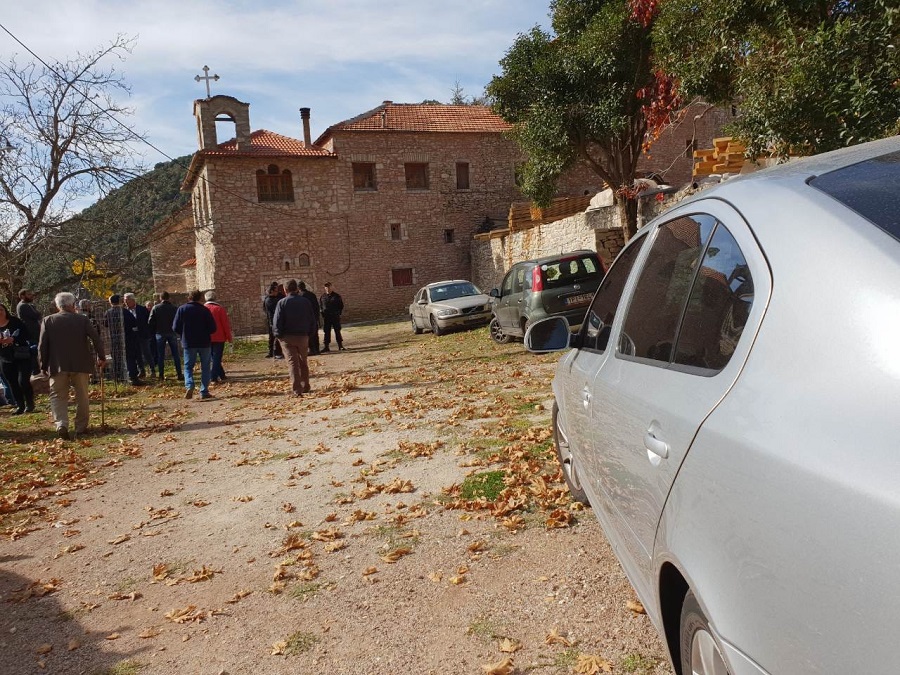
top-left (204, 291), bottom-right (233, 383)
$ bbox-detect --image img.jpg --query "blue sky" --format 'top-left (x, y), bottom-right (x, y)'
top-left (1, 0), bottom-right (553, 167)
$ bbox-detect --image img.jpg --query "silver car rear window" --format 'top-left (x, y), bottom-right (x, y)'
top-left (809, 150), bottom-right (900, 240)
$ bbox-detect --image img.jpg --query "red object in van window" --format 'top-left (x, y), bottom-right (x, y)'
top-left (532, 265), bottom-right (544, 292)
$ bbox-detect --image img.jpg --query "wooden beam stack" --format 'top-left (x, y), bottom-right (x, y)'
top-left (693, 137), bottom-right (748, 178)
top-left (508, 195), bottom-right (594, 233)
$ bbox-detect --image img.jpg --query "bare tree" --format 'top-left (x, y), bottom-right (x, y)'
top-left (0, 35), bottom-right (145, 304)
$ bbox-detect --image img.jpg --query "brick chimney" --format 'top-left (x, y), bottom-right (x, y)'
top-left (300, 108), bottom-right (311, 146)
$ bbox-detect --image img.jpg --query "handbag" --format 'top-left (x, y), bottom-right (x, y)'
top-left (13, 344), bottom-right (31, 360)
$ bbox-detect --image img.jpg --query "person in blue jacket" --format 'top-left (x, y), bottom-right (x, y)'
top-left (172, 290), bottom-right (217, 400)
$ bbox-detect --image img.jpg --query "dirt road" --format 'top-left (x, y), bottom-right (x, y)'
top-left (0, 321), bottom-right (670, 675)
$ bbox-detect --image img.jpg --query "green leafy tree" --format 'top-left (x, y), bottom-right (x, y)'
top-left (653, 0), bottom-right (900, 158)
top-left (488, 0), bottom-right (674, 237)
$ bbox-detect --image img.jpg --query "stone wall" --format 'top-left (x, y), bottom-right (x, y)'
top-left (471, 196), bottom-right (676, 292)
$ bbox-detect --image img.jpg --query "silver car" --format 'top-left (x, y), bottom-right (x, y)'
top-left (409, 280), bottom-right (492, 336)
top-left (526, 136), bottom-right (900, 675)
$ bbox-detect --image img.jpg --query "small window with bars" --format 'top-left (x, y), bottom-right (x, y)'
top-left (390, 223), bottom-right (402, 241)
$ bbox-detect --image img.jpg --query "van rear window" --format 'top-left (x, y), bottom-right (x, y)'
top-left (541, 255), bottom-right (602, 289)
top-left (809, 150), bottom-right (900, 241)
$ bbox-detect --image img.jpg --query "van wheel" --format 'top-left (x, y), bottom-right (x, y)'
top-left (429, 315), bottom-right (444, 337)
top-left (489, 317), bottom-right (511, 344)
top-left (411, 315), bottom-right (423, 334)
top-left (680, 590), bottom-right (731, 675)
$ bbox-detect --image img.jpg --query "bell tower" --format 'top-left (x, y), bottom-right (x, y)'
top-left (193, 95), bottom-right (252, 150)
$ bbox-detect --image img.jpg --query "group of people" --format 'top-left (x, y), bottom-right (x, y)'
top-left (1, 279), bottom-right (345, 438)
top-left (264, 280), bottom-right (345, 397)
top-left (0, 289), bottom-right (234, 439)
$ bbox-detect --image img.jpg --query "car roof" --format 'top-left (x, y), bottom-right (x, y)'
top-left (513, 250), bottom-right (599, 267)
top-left (422, 280), bottom-right (475, 289)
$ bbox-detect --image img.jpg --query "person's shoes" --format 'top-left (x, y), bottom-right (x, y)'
top-left (138, 369), bottom-right (146, 378)
top-left (24, 405), bottom-right (35, 413)
top-left (158, 373), bottom-right (164, 381)
top-left (265, 354), bottom-right (274, 358)
top-left (274, 355), bottom-right (284, 360)
top-left (321, 346), bottom-right (331, 353)
top-left (338, 345), bottom-right (347, 351)
top-left (12, 408), bottom-right (25, 416)
top-left (301, 382), bottom-right (311, 394)
top-left (184, 387), bottom-right (194, 400)
top-left (177, 374), bottom-right (185, 381)
top-left (56, 427), bottom-right (70, 440)
top-left (219, 373), bottom-right (227, 381)
top-left (200, 392), bottom-right (214, 400)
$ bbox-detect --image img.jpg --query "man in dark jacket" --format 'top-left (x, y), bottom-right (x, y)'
top-left (105, 294), bottom-right (142, 385)
top-left (125, 293), bottom-right (155, 378)
top-left (273, 279), bottom-right (316, 396)
top-left (263, 282), bottom-right (284, 359)
top-left (149, 291), bottom-right (182, 381)
top-left (298, 281), bottom-right (320, 356)
top-left (319, 282), bottom-right (345, 352)
top-left (172, 290), bottom-right (217, 400)
top-left (16, 289), bottom-right (42, 374)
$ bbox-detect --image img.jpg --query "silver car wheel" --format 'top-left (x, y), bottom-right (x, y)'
top-left (690, 628), bottom-right (728, 675)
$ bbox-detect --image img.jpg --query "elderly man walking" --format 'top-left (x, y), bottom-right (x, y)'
top-left (273, 279), bottom-right (316, 396)
top-left (39, 292), bottom-right (106, 439)
top-left (173, 290), bottom-right (217, 400)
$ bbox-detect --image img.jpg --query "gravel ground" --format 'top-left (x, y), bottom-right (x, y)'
top-left (0, 321), bottom-right (672, 675)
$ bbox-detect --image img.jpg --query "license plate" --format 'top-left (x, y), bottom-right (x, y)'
top-left (565, 293), bottom-right (592, 306)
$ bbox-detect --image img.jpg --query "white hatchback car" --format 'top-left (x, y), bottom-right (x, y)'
top-left (526, 136), bottom-right (900, 675)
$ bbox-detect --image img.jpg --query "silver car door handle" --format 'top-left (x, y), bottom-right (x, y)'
top-left (582, 388), bottom-right (591, 410)
top-left (644, 431), bottom-right (669, 459)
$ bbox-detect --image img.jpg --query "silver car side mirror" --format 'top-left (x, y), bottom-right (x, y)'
top-left (524, 317), bottom-right (571, 353)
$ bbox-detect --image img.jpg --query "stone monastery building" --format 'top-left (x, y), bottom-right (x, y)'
top-left (153, 94), bottom-right (725, 335)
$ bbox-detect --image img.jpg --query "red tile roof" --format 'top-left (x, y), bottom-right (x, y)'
top-left (316, 102), bottom-right (511, 144)
top-left (201, 129), bottom-right (332, 158)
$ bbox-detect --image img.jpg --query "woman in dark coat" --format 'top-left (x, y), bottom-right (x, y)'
top-left (0, 302), bottom-right (36, 414)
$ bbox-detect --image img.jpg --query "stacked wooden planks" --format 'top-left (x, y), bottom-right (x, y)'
top-left (508, 195), bottom-right (595, 233)
top-left (693, 137), bottom-right (748, 178)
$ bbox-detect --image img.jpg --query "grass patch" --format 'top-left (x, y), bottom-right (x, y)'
top-left (554, 648), bottom-right (580, 668)
top-left (289, 582), bottom-right (321, 602)
top-left (283, 630), bottom-right (319, 655)
top-left (467, 617), bottom-right (506, 643)
top-left (621, 653), bottom-right (659, 673)
top-left (460, 470), bottom-right (506, 501)
top-left (94, 660), bottom-right (143, 675)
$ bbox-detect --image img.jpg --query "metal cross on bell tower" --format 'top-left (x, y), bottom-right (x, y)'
top-left (194, 65), bottom-right (220, 98)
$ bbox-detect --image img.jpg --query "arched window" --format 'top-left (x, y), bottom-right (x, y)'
top-left (298, 253), bottom-right (310, 267)
top-left (257, 164), bottom-right (294, 202)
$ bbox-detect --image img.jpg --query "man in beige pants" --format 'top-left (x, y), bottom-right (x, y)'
top-left (39, 292), bottom-right (106, 439)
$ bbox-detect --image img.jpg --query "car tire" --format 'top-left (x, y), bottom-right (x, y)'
top-left (553, 402), bottom-right (589, 505)
top-left (411, 315), bottom-right (423, 334)
top-left (489, 317), bottom-right (511, 344)
top-left (680, 590), bottom-right (731, 675)
top-left (429, 315), bottom-right (444, 337)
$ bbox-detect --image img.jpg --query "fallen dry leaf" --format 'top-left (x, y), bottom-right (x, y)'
top-left (272, 640), bottom-right (287, 656)
top-left (105, 633), bottom-right (120, 640)
top-left (498, 638), bottom-right (521, 653)
top-left (574, 653), bottom-right (614, 674)
top-left (234, 495), bottom-right (253, 503)
top-left (35, 644), bottom-right (52, 655)
top-left (362, 567), bottom-right (378, 576)
top-left (139, 627), bottom-right (162, 639)
top-left (67, 638), bottom-right (81, 651)
top-left (482, 657), bottom-right (514, 675)
top-left (380, 546), bottom-right (412, 563)
top-left (152, 563), bottom-right (169, 580)
top-left (545, 628), bottom-right (572, 647)
top-left (428, 571), bottom-right (443, 582)
top-left (626, 599), bottom-right (646, 614)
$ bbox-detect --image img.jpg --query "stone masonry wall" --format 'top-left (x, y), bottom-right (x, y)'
top-left (471, 197), bottom-right (676, 292)
top-left (149, 208), bottom-right (193, 295)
